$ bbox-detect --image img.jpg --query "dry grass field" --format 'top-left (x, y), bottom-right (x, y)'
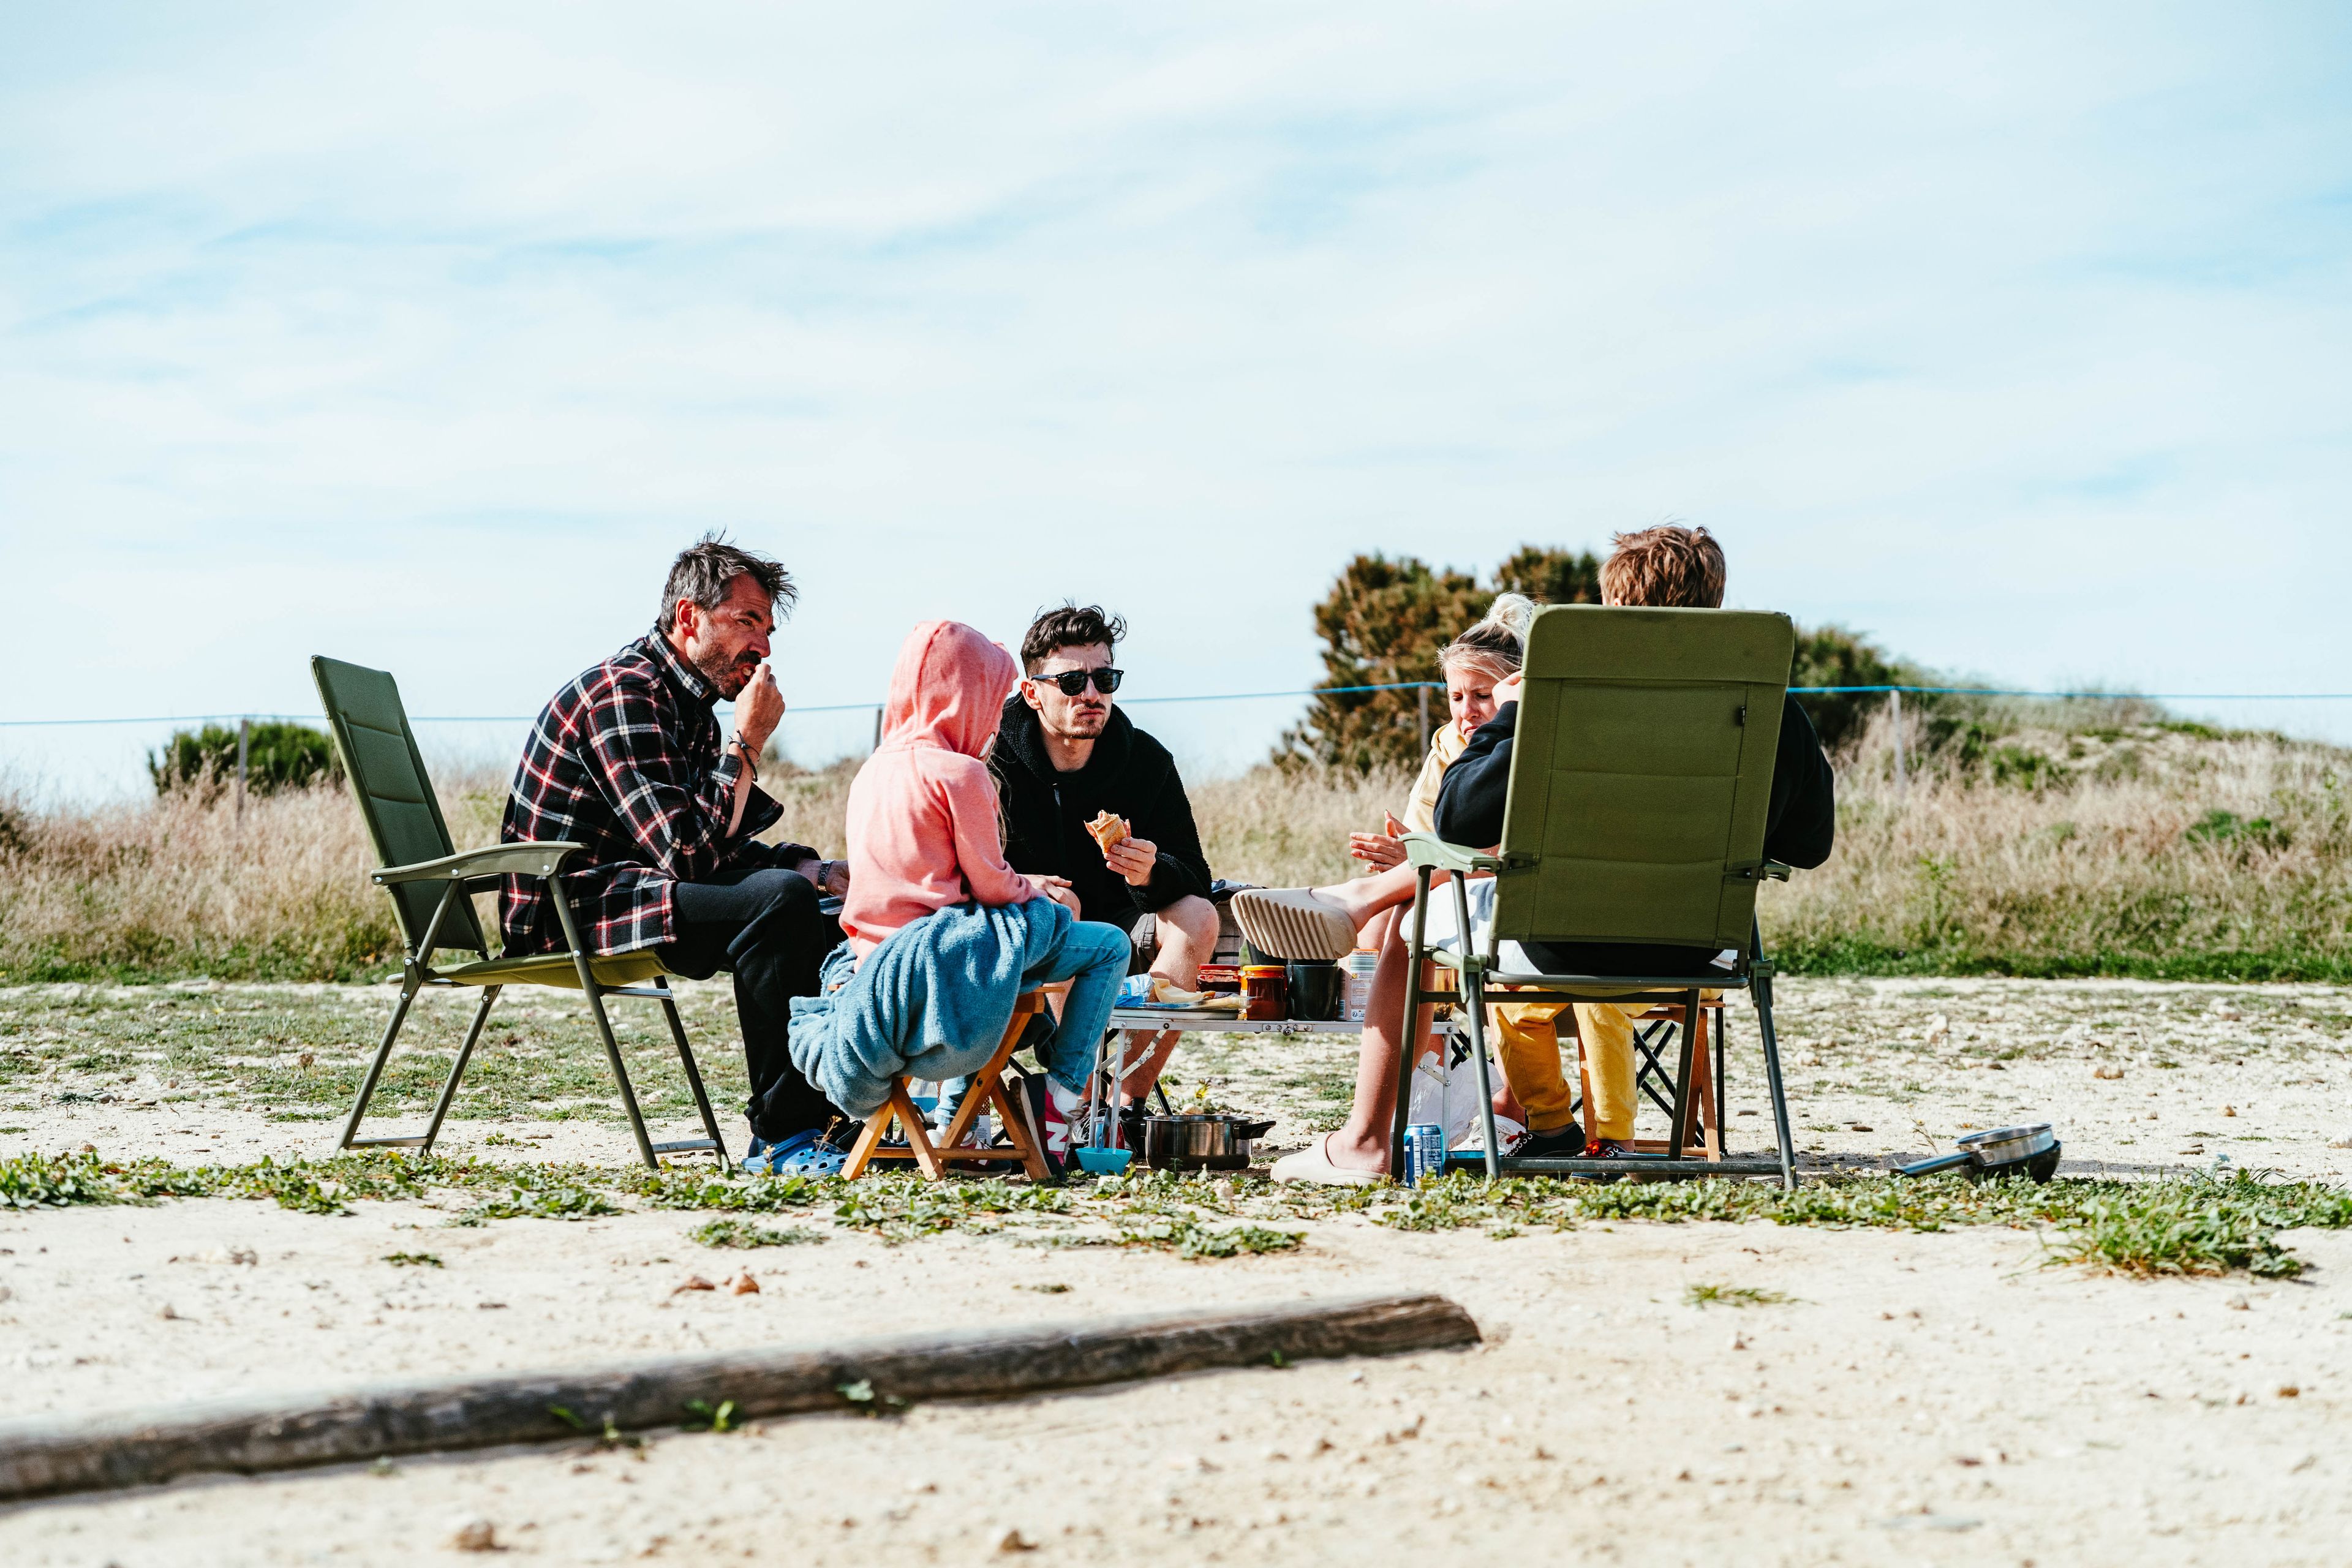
top-left (1, 707), bottom-right (2346, 984)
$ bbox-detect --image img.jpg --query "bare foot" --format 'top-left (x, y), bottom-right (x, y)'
top-left (1307, 883), bottom-right (1379, 929)
top-left (1319, 1129), bottom-right (1389, 1174)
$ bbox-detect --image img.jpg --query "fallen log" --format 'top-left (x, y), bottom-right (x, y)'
top-left (0, 1289), bottom-right (1476, 1504)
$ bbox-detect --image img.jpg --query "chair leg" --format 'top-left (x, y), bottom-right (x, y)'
top-left (981, 1074), bottom-right (1052, 1182)
top-left (935, 1001), bottom-right (1041, 1148)
top-left (1754, 971), bottom-right (1798, 1189)
top-left (573, 975), bottom-right (657, 1170)
top-left (1631, 1016), bottom-right (1680, 1120)
top-left (418, 986), bottom-right (502, 1156)
top-left (840, 1097), bottom-right (896, 1179)
top-left (1665, 989), bottom-right (1701, 1161)
top-left (892, 1081), bottom-right (948, 1178)
top-left (1685, 1004), bottom-right (1718, 1159)
top-left (1712, 1002), bottom-right (1730, 1155)
top-left (654, 984), bottom-right (729, 1167)
top-left (1461, 974), bottom-right (1501, 1182)
top-left (1389, 871), bottom-right (1435, 1179)
top-left (340, 970), bottom-right (423, 1150)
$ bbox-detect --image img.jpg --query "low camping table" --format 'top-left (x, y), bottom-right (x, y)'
top-left (1092, 1011), bottom-right (1365, 1137)
top-left (1105, 1010), bottom-right (1365, 1036)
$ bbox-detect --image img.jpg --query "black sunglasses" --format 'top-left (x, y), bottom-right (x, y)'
top-left (1030, 666), bottom-right (1123, 696)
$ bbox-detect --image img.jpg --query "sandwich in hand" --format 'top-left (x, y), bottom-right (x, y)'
top-left (1085, 810), bottom-right (1130, 853)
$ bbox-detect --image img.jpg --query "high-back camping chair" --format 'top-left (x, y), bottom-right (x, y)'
top-left (1393, 605), bottom-right (1802, 1188)
top-left (312, 656), bottom-right (728, 1170)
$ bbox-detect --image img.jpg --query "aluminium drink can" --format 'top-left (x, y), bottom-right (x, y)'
top-left (1403, 1123), bottom-right (1447, 1185)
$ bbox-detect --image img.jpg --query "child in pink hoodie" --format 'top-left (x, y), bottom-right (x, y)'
top-left (837, 619), bottom-right (1132, 1157)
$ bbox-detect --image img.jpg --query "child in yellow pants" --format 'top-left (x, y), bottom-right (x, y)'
top-left (1487, 998), bottom-right (1638, 1150)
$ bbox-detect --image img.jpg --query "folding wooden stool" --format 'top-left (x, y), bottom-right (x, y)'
top-left (1568, 999), bottom-right (1729, 1161)
top-left (840, 990), bottom-right (1052, 1181)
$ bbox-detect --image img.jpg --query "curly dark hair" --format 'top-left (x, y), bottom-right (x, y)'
top-left (1019, 602), bottom-right (1127, 673)
top-left (656, 531), bottom-right (796, 632)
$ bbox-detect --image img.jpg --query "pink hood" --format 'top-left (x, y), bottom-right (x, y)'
top-left (840, 620), bottom-right (1038, 958)
top-left (880, 620), bottom-right (1017, 759)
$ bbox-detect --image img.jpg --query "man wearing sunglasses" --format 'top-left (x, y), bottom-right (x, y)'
top-left (991, 603), bottom-right (1218, 1106)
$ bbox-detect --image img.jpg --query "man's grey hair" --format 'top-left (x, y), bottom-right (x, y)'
top-left (657, 532), bottom-right (796, 631)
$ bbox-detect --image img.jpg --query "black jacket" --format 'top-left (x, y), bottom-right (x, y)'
top-left (1432, 693), bottom-right (1835, 974)
top-left (989, 698), bottom-right (1213, 924)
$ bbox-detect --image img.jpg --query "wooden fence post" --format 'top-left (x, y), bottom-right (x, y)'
top-left (1890, 690), bottom-right (1905, 793)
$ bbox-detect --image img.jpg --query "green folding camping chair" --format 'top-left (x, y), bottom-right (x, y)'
top-left (1392, 605), bottom-right (1802, 1188)
top-left (312, 656), bottom-right (728, 1170)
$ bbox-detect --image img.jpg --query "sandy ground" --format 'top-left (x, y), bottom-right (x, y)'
top-left (4, 975), bottom-right (2352, 1563)
top-left (3, 1200), bottom-right (2350, 1566)
top-left (6, 974), bottom-right (2348, 1177)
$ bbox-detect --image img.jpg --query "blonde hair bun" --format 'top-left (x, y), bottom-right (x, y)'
top-left (1439, 590), bottom-right (1540, 682)
top-left (1480, 592), bottom-right (1538, 647)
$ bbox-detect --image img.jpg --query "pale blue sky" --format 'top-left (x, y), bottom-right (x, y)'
top-left (4, 3), bottom-right (2349, 796)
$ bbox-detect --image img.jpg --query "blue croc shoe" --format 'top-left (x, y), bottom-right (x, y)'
top-left (772, 1123), bottom-right (860, 1177)
top-left (745, 1128), bottom-right (820, 1176)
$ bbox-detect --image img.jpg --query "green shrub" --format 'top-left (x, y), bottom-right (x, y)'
top-left (1989, 745), bottom-right (2070, 792)
top-left (1788, 624), bottom-right (1915, 752)
top-left (148, 722), bottom-right (340, 798)
top-left (1277, 546), bottom-right (1603, 771)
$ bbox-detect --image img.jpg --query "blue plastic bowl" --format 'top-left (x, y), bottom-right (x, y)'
top-left (1073, 1146), bottom-right (1133, 1175)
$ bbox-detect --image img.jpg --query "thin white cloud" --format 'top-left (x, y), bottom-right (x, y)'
top-left (2, 2), bottom-right (2348, 797)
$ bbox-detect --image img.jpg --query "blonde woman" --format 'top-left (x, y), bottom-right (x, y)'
top-left (1231, 594), bottom-right (1537, 956)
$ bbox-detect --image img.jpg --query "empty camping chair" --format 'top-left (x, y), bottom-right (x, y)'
top-left (312, 655), bottom-right (728, 1170)
top-left (1392, 605), bottom-right (1803, 1187)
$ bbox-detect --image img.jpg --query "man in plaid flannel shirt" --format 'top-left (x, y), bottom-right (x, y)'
top-left (501, 535), bottom-right (851, 1167)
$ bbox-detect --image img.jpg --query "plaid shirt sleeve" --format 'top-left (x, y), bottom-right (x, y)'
top-left (581, 678), bottom-right (760, 884)
top-left (501, 638), bottom-right (821, 957)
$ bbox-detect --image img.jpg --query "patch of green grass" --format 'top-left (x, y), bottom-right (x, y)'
top-left (2042, 1177), bottom-right (2349, 1277)
top-left (1684, 1282), bottom-right (1791, 1308)
top-left (635, 1170), bottom-right (827, 1213)
top-left (688, 1217), bottom-right (825, 1249)
top-left (0, 1149), bottom-right (173, 1210)
top-left (9, 1146), bottom-right (2346, 1280)
top-left (1370, 1168), bottom-right (2352, 1279)
top-left (383, 1251), bottom-right (443, 1267)
top-left (450, 1181), bottom-right (622, 1225)
top-left (1107, 1218), bottom-right (1306, 1259)
top-left (681, 1398), bottom-right (741, 1433)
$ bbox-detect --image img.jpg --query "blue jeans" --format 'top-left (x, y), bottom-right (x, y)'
top-left (1020, 918), bottom-right (1134, 1093)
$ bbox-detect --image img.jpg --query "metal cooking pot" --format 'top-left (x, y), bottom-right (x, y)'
top-left (1139, 1115), bottom-right (1278, 1172)
top-left (1898, 1122), bottom-right (2060, 1183)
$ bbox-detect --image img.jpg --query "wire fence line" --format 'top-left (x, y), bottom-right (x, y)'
top-left (10, 680), bottom-right (2349, 803)
top-left (7, 682), bottom-right (2352, 730)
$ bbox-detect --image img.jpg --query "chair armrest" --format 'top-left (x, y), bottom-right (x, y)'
top-left (374, 842), bottom-right (587, 886)
top-left (1401, 834), bottom-right (1505, 875)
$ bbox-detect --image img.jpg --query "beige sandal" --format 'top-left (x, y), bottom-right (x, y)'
top-left (1268, 1134), bottom-right (1388, 1186)
top-left (1231, 888), bottom-right (1357, 961)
